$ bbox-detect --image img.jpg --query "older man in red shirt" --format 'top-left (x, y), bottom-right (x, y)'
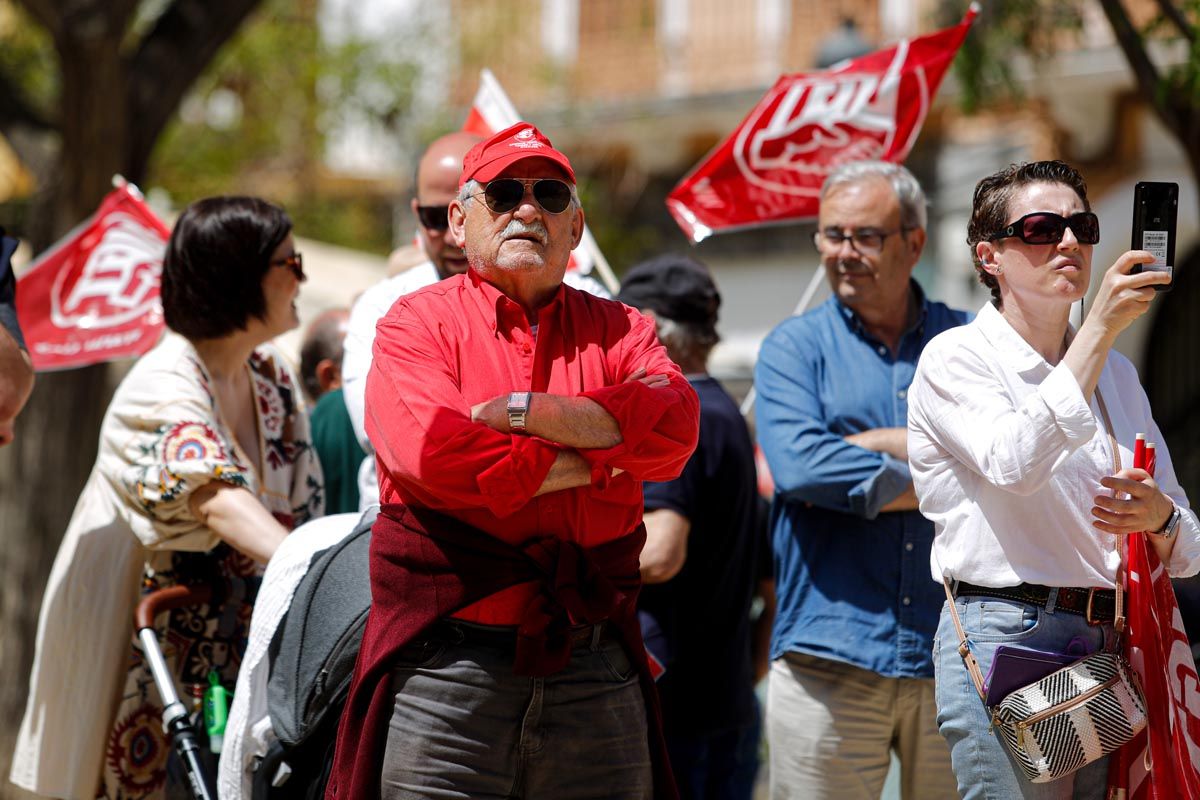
top-left (327, 123), bottom-right (699, 800)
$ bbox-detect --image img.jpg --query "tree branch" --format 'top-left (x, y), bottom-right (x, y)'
top-left (1152, 0), bottom-right (1196, 44)
top-left (1095, 0), bottom-right (1179, 127)
top-left (0, 65), bottom-right (55, 133)
top-left (124, 0), bottom-right (264, 176)
top-left (13, 0), bottom-right (58, 36)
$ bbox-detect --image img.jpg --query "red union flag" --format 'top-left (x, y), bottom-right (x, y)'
top-left (667, 8), bottom-right (977, 242)
top-left (17, 182), bottom-right (170, 371)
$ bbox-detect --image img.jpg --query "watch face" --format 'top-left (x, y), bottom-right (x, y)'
top-left (508, 392), bottom-right (530, 411)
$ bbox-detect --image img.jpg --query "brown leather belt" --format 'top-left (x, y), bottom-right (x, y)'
top-left (954, 581), bottom-right (1116, 625)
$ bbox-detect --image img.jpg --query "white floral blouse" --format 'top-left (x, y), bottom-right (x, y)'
top-left (10, 332), bottom-right (323, 800)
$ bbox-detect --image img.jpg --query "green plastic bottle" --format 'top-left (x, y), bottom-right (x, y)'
top-left (203, 670), bottom-right (229, 754)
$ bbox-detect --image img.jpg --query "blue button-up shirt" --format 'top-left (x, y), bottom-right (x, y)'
top-left (755, 283), bottom-right (969, 678)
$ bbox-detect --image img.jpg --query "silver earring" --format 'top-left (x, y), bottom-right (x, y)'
top-left (994, 265), bottom-right (1003, 275)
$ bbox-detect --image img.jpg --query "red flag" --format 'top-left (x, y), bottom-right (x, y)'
top-left (1109, 440), bottom-right (1200, 799)
top-left (17, 182), bottom-right (170, 371)
top-left (666, 8), bottom-right (977, 242)
top-left (462, 69), bottom-right (618, 293)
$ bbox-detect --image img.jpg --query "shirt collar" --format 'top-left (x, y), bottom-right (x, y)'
top-left (833, 278), bottom-right (930, 342)
top-left (974, 301), bottom-right (1074, 373)
top-left (467, 267), bottom-right (566, 336)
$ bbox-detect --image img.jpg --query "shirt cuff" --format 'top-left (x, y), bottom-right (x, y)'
top-left (575, 380), bottom-right (678, 485)
top-left (1038, 364), bottom-right (1097, 445)
top-left (476, 435), bottom-right (561, 517)
top-left (1166, 506), bottom-right (1200, 578)
top-left (848, 453), bottom-right (911, 519)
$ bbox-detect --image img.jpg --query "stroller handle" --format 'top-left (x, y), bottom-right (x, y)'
top-left (135, 584), bottom-right (213, 630)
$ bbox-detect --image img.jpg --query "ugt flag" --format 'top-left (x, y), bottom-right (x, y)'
top-left (462, 69), bottom-right (617, 294)
top-left (1108, 438), bottom-right (1200, 799)
top-left (667, 8), bottom-right (977, 242)
top-left (17, 181), bottom-right (170, 371)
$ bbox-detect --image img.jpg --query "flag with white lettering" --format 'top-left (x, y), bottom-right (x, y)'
top-left (667, 8), bottom-right (977, 242)
top-left (17, 182), bottom-right (170, 371)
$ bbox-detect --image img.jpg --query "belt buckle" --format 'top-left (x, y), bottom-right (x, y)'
top-left (1085, 588), bottom-right (1102, 626)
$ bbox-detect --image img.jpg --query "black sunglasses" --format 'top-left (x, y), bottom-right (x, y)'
top-left (477, 178), bottom-right (573, 215)
top-left (272, 252), bottom-right (305, 282)
top-left (416, 205), bottom-right (449, 232)
top-left (987, 211), bottom-right (1100, 246)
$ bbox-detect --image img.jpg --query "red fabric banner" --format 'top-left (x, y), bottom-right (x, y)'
top-left (666, 9), bottom-right (977, 242)
top-left (1109, 442), bottom-right (1200, 798)
top-left (16, 183), bottom-right (170, 371)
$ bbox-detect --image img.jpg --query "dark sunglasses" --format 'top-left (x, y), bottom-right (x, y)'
top-left (272, 252), bottom-right (305, 282)
top-left (987, 211), bottom-right (1100, 246)
top-left (477, 178), bottom-right (573, 215)
top-left (416, 205), bottom-right (449, 232)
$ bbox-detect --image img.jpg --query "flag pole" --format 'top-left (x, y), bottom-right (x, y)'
top-left (739, 267), bottom-right (825, 417)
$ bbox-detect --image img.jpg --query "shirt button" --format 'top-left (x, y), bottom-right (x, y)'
top-left (877, 346), bottom-right (887, 356)
top-left (897, 389), bottom-right (907, 399)
top-left (905, 542), bottom-right (914, 552)
top-left (902, 596), bottom-right (912, 606)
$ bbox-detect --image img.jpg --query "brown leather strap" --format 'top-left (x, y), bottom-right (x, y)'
top-left (1094, 387), bottom-right (1126, 633)
top-left (944, 383), bottom-right (1129, 702)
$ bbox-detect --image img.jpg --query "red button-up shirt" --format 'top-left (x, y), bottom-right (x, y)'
top-left (365, 269), bottom-right (700, 624)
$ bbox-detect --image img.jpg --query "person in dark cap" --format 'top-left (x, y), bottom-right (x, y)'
top-left (0, 228), bottom-right (33, 447)
top-left (327, 122), bottom-right (700, 799)
top-left (618, 255), bottom-right (767, 800)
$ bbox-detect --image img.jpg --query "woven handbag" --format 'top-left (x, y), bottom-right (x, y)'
top-left (943, 389), bottom-right (1147, 783)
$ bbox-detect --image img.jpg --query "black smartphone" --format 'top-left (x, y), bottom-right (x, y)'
top-left (1130, 181), bottom-right (1178, 291)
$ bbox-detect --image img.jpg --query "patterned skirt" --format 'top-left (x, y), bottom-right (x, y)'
top-left (99, 545), bottom-right (259, 800)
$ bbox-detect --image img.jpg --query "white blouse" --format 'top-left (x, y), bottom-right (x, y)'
top-left (908, 302), bottom-right (1200, 588)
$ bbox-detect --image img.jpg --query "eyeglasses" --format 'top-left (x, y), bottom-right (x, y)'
top-left (812, 227), bottom-right (912, 257)
top-left (475, 178), bottom-right (573, 215)
top-left (416, 205), bottom-right (449, 232)
top-left (986, 212), bottom-right (1099, 245)
top-left (272, 252), bottom-right (305, 282)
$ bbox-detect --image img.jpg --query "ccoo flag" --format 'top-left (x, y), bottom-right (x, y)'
top-left (16, 180), bottom-right (170, 371)
top-left (667, 7), bottom-right (977, 242)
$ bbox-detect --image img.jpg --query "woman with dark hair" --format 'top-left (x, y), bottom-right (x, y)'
top-left (907, 161), bottom-right (1200, 797)
top-left (11, 196), bottom-right (324, 800)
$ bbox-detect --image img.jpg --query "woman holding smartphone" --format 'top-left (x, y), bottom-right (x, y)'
top-left (907, 160), bottom-right (1200, 798)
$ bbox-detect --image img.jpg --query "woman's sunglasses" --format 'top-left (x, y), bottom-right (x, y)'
top-left (272, 252), bottom-right (306, 282)
top-left (987, 212), bottom-right (1100, 245)
top-left (476, 178), bottom-right (573, 215)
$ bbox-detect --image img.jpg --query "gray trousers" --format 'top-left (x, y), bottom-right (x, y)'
top-left (380, 621), bottom-right (653, 799)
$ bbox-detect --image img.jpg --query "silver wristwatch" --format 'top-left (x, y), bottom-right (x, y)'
top-left (507, 391), bottom-right (531, 433)
top-left (1150, 504), bottom-right (1181, 541)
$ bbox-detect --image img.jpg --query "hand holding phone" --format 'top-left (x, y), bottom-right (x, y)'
top-left (1130, 181), bottom-right (1178, 291)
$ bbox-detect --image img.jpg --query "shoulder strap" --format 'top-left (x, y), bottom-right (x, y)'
top-left (943, 384), bottom-right (1128, 702)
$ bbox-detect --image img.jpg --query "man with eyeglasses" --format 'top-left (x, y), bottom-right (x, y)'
top-left (326, 122), bottom-right (700, 799)
top-left (755, 160), bottom-right (967, 799)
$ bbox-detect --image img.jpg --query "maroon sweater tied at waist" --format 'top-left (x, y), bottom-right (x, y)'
top-left (325, 503), bottom-right (678, 800)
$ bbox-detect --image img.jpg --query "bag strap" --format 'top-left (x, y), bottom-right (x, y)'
top-left (1094, 387), bottom-right (1126, 634)
top-left (944, 383), bottom-right (1129, 701)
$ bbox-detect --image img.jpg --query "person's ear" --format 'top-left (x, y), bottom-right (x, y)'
top-left (448, 200), bottom-right (468, 249)
top-left (316, 359), bottom-right (342, 394)
top-left (569, 205), bottom-right (585, 250)
top-left (905, 227), bottom-right (927, 263)
top-left (977, 241), bottom-right (1001, 276)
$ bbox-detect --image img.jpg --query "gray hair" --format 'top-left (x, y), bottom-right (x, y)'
top-left (457, 178), bottom-right (580, 208)
top-left (656, 315), bottom-right (719, 366)
top-left (820, 160), bottom-right (928, 230)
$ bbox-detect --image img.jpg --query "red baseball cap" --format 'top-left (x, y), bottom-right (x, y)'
top-left (459, 122), bottom-right (576, 187)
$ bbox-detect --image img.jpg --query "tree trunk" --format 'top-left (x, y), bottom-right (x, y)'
top-left (0, 28), bottom-right (129, 798)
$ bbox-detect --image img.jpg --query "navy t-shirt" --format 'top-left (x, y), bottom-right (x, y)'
top-left (640, 376), bottom-right (761, 735)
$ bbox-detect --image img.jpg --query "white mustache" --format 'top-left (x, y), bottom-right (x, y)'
top-left (502, 220), bottom-right (548, 244)
top-left (835, 258), bottom-right (872, 275)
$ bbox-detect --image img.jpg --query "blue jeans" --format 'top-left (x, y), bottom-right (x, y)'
top-left (934, 592), bottom-right (1116, 800)
top-left (380, 621), bottom-right (653, 799)
top-left (666, 699), bottom-right (761, 800)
